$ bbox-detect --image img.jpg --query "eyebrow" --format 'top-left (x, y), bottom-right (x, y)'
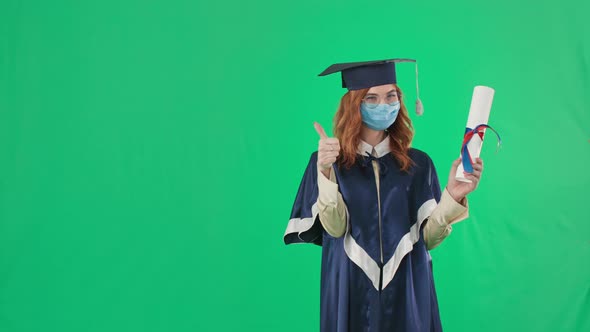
top-left (366, 89), bottom-right (397, 96)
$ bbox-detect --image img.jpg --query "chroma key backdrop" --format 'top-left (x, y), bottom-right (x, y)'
top-left (1, 0), bottom-right (589, 331)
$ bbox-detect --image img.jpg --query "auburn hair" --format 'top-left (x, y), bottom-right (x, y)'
top-left (332, 84), bottom-right (415, 172)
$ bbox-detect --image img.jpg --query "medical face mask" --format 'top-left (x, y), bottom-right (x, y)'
top-left (360, 101), bottom-right (400, 130)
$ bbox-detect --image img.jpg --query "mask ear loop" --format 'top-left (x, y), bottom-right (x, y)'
top-left (415, 61), bottom-right (424, 116)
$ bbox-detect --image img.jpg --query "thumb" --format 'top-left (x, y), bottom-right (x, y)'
top-left (313, 122), bottom-right (329, 139)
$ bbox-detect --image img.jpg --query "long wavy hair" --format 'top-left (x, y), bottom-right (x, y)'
top-left (333, 84), bottom-right (415, 172)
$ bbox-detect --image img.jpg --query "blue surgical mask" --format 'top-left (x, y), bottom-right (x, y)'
top-left (360, 101), bottom-right (400, 131)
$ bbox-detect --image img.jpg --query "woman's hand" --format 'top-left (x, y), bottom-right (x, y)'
top-left (446, 157), bottom-right (484, 203)
top-left (314, 122), bottom-right (340, 178)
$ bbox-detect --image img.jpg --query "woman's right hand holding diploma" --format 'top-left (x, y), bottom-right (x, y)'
top-left (314, 122), bottom-right (340, 178)
top-left (447, 157), bottom-right (484, 203)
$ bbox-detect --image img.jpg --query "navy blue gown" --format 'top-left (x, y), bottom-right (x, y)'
top-left (284, 148), bottom-right (444, 332)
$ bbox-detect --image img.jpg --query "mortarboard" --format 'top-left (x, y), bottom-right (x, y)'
top-left (318, 58), bottom-right (424, 116)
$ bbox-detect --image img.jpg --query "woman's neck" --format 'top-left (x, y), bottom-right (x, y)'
top-left (360, 126), bottom-right (387, 147)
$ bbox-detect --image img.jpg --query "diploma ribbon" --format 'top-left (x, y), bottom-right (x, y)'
top-left (461, 124), bottom-right (502, 173)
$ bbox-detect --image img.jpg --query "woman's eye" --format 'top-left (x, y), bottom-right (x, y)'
top-left (366, 96), bottom-right (377, 102)
top-left (387, 94), bottom-right (397, 99)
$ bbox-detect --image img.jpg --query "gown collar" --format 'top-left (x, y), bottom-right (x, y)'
top-left (357, 135), bottom-right (391, 158)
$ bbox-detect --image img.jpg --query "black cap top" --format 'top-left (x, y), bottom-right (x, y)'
top-left (318, 58), bottom-right (416, 90)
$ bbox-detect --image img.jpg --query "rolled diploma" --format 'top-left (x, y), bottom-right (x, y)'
top-left (455, 86), bottom-right (495, 183)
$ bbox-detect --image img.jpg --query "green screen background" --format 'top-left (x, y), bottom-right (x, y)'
top-left (1, 0), bottom-right (589, 331)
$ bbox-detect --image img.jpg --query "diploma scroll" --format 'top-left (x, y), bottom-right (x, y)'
top-left (455, 86), bottom-right (495, 183)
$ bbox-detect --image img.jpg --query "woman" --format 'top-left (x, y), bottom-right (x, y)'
top-left (283, 59), bottom-right (484, 332)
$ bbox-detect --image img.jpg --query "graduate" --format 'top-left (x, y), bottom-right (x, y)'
top-left (283, 59), bottom-right (485, 332)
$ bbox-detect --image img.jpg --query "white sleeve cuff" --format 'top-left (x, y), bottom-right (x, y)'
top-left (436, 188), bottom-right (469, 226)
top-left (317, 167), bottom-right (339, 206)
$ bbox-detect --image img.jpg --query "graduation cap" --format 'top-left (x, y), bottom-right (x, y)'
top-left (318, 58), bottom-right (424, 116)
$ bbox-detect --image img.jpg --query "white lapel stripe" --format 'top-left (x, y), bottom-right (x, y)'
top-left (343, 198), bottom-right (438, 291)
top-left (382, 199), bottom-right (437, 288)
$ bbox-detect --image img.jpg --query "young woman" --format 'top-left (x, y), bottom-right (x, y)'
top-left (283, 59), bottom-right (484, 332)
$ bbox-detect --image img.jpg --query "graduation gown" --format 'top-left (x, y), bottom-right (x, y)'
top-left (284, 148), bottom-right (443, 332)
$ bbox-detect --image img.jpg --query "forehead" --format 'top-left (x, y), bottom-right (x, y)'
top-left (366, 84), bottom-right (397, 94)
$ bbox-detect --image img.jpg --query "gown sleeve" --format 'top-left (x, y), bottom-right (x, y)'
top-left (412, 152), bottom-right (443, 230)
top-left (316, 166), bottom-right (347, 238)
top-left (423, 188), bottom-right (469, 250)
top-left (283, 152), bottom-right (324, 246)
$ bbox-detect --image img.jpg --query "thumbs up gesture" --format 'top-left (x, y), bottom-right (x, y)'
top-left (314, 122), bottom-right (340, 178)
